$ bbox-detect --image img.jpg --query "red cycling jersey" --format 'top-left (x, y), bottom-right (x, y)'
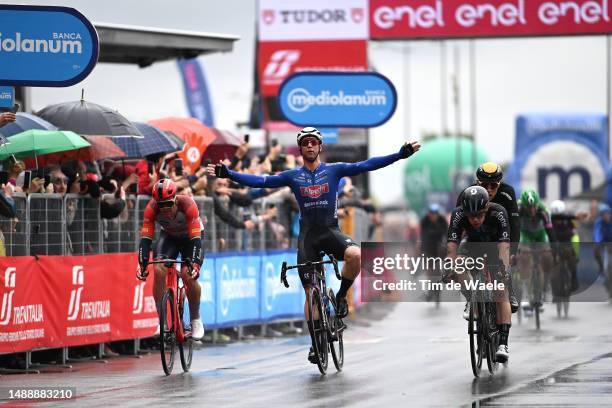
top-left (141, 195), bottom-right (203, 240)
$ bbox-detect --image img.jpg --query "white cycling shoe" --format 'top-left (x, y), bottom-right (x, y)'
top-left (463, 302), bottom-right (470, 321)
top-left (496, 344), bottom-right (509, 363)
top-left (191, 318), bottom-right (205, 341)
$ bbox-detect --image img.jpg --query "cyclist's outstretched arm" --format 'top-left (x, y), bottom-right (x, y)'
top-left (208, 162), bottom-right (289, 188)
top-left (228, 169), bottom-right (288, 188)
top-left (339, 141), bottom-right (420, 176)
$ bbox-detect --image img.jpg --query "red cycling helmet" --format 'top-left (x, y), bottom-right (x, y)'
top-left (153, 179), bottom-right (177, 202)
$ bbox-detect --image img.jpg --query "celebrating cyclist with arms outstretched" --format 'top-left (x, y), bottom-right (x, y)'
top-left (207, 127), bottom-right (420, 363)
top-left (137, 179), bottom-right (205, 340)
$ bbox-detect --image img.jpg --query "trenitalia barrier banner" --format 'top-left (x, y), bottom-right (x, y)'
top-left (278, 72), bottom-right (397, 127)
top-left (369, 0), bottom-right (612, 40)
top-left (258, 0), bottom-right (369, 41)
top-left (1, 250), bottom-right (352, 353)
top-left (507, 113), bottom-right (609, 201)
top-left (258, 40), bottom-right (368, 97)
top-left (0, 5), bottom-right (99, 87)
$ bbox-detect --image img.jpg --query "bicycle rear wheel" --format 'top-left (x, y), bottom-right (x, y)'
top-left (178, 289), bottom-right (193, 372)
top-left (159, 289), bottom-right (176, 375)
top-left (308, 287), bottom-right (328, 375)
top-left (328, 289), bottom-right (344, 372)
top-left (533, 269), bottom-right (541, 330)
top-left (468, 298), bottom-right (483, 378)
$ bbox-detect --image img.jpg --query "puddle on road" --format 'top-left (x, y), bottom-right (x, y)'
top-left (471, 353), bottom-right (612, 406)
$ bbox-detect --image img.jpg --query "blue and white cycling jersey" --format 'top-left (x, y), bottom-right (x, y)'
top-left (227, 152), bottom-right (402, 228)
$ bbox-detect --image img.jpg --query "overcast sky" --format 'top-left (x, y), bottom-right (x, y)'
top-left (14, 0), bottom-right (611, 204)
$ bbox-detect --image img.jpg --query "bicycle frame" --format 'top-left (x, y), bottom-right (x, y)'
top-left (149, 259), bottom-right (192, 344)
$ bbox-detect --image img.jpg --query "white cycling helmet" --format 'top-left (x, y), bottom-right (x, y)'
top-left (550, 199), bottom-right (566, 215)
top-left (296, 127), bottom-right (323, 145)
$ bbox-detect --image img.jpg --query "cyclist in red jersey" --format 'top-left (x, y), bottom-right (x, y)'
top-left (137, 179), bottom-right (205, 340)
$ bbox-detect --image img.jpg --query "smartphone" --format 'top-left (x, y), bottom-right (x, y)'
top-left (22, 170), bottom-right (31, 189)
top-left (44, 174), bottom-right (51, 188)
top-left (147, 161), bottom-right (154, 174)
top-left (244, 134), bottom-right (250, 143)
top-left (175, 158), bottom-right (183, 176)
top-left (10, 103), bottom-right (20, 114)
top-left (0, 170), bottom-right (8, 185)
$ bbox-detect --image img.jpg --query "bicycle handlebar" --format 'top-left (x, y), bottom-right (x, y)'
top-left (280, 253), bottom-right (340, 288)
top-left (148, 258), bottom-right (193, 272)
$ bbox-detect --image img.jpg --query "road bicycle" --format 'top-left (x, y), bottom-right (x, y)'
top-left (466, 263), bottom-right (507, 377)
top-left (149, 258), bottom-right (195, 375)
top-left (281, 252), bottom-right (345, 375)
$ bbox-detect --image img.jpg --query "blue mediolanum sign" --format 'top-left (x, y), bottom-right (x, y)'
top-left (0, 86), bottom-right (14, 108)
top-left (278, 72), bottom-right (397, 128)
top-left (0, 5), bottom-right (99, 87)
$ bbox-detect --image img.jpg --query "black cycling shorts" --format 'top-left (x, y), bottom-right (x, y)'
top-left (156, 230), bottom-right (205, 266)
top-left (297, 225), bottom-right (358, 287)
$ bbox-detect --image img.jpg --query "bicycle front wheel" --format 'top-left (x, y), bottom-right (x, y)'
top-left (159, 289), bottom-right (176, 375)
top-left (468, 298), bottom-right (483, 377)
top-left (308, 287), bottom-right (328, 375)
top-left (328, 289), bottom-right (344, 372)
top-left (485, 303), bottom-right (499, 374)
top-left (178, 289), bottom-right (193, 372)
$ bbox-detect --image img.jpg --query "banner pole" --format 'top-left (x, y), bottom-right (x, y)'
top-left (470, 40), bottom-right (477, 169)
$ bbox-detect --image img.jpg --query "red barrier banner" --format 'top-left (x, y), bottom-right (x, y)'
top-left (370, 0), bottom-right (612, 39)
top-left (0, 257), bottom-right (51, 353)
top-left (0, 253), bottom-right (156, 353)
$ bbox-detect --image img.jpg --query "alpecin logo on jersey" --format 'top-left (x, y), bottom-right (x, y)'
top-left (300, 183), bottom-right (329, 199)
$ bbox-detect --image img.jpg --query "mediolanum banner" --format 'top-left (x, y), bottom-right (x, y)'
top-left (370, 0), bottom-right (612, 40)
top-left (0, 5), bottom-right (99, 87)
top-left (258, 0), bottom-right (369, 41)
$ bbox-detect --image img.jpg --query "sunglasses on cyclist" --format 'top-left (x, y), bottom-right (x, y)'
top-left (299, 137), bottom-right (321, 147)
top-left (466, 210), bottom-right (487, 218)
top-left (478, 180), bottom-right (500, 189)
top-left (157, 199), bottom-right (175, 209)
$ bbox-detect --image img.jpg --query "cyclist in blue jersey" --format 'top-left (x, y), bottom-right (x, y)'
top-left (207, 127), bottom-right (420, 362)
top-left (593, 203), bottom-right (612, 301)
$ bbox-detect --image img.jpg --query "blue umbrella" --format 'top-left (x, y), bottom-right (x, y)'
top-left (107, 122), bottom-right (179, 159)
top-left (0, 112), bottom-right (58, 138)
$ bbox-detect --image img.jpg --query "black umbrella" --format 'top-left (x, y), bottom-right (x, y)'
top-left (36, 97), bottom-right (142, 137)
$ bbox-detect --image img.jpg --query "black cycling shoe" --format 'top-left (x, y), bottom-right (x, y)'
top-left (510, 295), bottom-right (519, 313)
top-left (308, 347), bottom-right (317, 364)
top-left (336, 295), bottom-right (349, 318)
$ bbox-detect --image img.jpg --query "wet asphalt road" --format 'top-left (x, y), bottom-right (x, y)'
top-left (1, 299), bottom-right (611, 407)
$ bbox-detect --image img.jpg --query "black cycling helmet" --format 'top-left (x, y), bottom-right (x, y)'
top-left (296, 126), bottom-right (323, 145)
top-left (476, 162), bottom-right (503, 182)
top-left (461, 185), bottom-right (489, 215)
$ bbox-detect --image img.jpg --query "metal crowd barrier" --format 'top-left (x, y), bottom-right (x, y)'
top-left (0, 193), bottom-right (372, 258)
top-left (0, 193), bottom-right (27, 256)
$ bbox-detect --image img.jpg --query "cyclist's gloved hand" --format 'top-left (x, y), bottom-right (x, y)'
top-left (399, 142), bottom-right (415, 159)
top-left (189, 263), bottom-right (201, 280)
top-left (441, 266), bottom-right (454, 284)
top-left (215, 163), bottom-right (230, 179)
top-left (136, 264), bottom-right (148, 281)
